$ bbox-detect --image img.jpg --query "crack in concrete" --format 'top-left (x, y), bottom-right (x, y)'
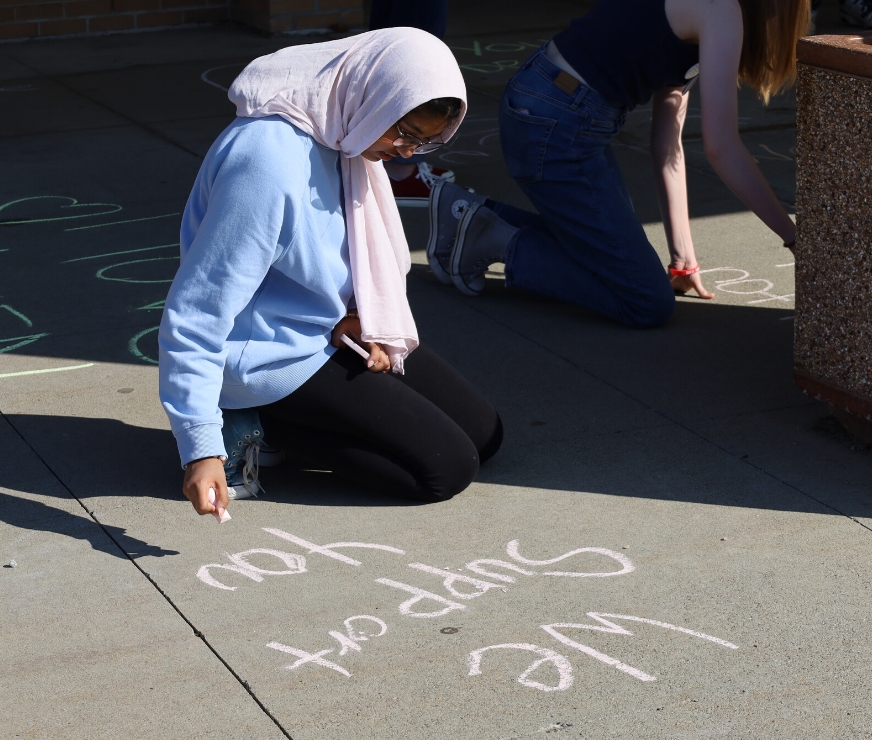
top-left (0, 408), bottom-right (296, 740)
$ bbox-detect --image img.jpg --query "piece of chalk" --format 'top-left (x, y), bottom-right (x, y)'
top-left (340, 333), bottom-right (371, 361)
top-left (207, 487), bottom-right (231, 524)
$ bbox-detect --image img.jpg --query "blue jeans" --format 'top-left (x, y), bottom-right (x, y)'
top-left (494, 48), bottom-right (675, 329)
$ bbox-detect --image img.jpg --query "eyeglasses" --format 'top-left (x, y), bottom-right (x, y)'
top-left (391, 122), bottom-right (445, 154)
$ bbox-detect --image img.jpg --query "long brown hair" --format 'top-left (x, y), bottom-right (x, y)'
top-left (736, 0), bottom-right (811, 102)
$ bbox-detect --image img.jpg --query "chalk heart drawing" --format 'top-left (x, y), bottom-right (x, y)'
top-left (0, 196), bottom-right (122, 226)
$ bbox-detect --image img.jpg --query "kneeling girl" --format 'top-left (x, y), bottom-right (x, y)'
top-left (159, 29), bottom-right (503, 518)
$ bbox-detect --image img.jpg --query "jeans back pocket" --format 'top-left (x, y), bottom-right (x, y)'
top-left (499, 93), bottom-right (557, 183)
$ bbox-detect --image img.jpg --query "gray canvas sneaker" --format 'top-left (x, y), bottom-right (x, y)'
top-left (426, 180), bottom-right (487, 284)
top-left (221, 408), bottom-right (285, 500)
top-left (226, 443), bottom-right (283, 500)
top-left (449, 203), bottom-right (519, 297)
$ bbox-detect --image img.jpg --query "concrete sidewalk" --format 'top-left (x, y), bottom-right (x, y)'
top-left (1, 4), bottom-right (871, 739)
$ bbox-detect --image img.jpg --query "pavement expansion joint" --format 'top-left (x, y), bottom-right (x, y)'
top-left (0, 409), bottom-right (297, 739)
top-left (3, 17), bottom-right (869, 736)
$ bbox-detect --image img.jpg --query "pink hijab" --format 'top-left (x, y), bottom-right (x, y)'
top-left (229, 28), bottom-right (467, 373)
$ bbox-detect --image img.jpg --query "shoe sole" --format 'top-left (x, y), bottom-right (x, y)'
top-left (395, 197), bottom-right (429, 208)
top-left (450, 202), bottom-right (485, 297)
top-left (426, 179), bottom-right (453, 284)
top-left (227, 481), bottom-right (259, 500)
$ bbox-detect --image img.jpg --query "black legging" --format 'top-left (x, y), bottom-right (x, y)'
top-left (258, 343), bottom-right (503, 502)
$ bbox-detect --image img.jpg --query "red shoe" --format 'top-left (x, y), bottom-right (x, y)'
top-left (391, 162), bottom-right (456, 207)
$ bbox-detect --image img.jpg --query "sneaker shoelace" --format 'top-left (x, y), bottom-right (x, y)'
top-left (415, 162), bottom-right (441, 189)
top-left (240, 442), bottom-right (263, 495)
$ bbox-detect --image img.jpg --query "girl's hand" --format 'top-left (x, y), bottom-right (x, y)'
top-left (363, 342), bottom-right (391, 373)
top-left (183, 457), bottom-right (229, 516)
top-left (670, 269), bottom-right (715, 300)
top-left (331, 315), bottom-right (391, 373)
top-left (331, 315), bottom-right (362, 348)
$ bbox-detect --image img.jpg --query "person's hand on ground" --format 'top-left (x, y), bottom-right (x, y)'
top-left (183, 457), bottom-right (229, 516)
top-left (669, 257), bottom-right (714, 299)
top-left (331, 315), bottom-right (392, 373)
top-left (670, 270), bottom-right (715, 299)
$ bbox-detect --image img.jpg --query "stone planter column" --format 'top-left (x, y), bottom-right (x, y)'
top-left (794, 33), bottom-right (872, 429)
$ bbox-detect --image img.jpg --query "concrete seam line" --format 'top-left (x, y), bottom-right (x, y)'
top-left (0, 409), bottom-right (296, 740)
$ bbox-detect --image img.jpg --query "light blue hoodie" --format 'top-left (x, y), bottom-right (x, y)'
top-left (159, 116), bottom-right (352, 466)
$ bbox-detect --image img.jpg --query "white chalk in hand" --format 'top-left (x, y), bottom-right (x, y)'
top-left (208, 487), bottom-right (231, 524)
top-left (340, 333), bottom-right (371, 361)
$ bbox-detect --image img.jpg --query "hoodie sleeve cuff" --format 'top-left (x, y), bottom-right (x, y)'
top-left (176, 423), bottom-right (226, 469)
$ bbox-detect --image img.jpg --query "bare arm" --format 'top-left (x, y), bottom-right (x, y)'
top-left (651, 86), bottom-right (714, 298)
top-left (697, 0), bottom-right (795, 245)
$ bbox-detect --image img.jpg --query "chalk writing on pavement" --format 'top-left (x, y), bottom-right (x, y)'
top-left (196, 530), bottom-right (737, 692)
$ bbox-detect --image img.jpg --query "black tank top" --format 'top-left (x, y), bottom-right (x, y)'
top-left (552, 0), bottom-right (699, 108)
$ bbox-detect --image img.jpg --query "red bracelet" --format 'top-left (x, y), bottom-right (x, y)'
top-left (668, 264), bottom-right (700, 277)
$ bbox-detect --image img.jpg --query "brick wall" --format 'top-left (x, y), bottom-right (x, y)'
top-left (0, 0), bottom-right (363, 41)
top-left (230, 0), bottom-right (362, 33)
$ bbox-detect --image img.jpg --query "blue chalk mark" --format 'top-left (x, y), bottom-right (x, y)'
top-left (138, 300), bottom-right (166, 311)
top-left (0, 304), bottom-right (33, 327)
top-left (64, 213), bottom-right (180, 232)
top-left (129, 326), bottom-right (159, 365)
top-left (62, 243), bottom-right (179, 264)
top-left (0, 196), bottom-right (122, 225)
top-left (0, 333), bottom-right (50, 354)
top-left (96, 256), bottom-right (178, 284)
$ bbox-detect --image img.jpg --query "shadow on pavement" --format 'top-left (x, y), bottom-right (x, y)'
top-left (3, 393), bottom-right (871, 526)
top-left (0, 490), bottom-right (180, 560)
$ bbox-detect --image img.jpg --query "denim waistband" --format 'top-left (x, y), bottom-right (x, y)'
top-left (525, 44), bottom-right (627, 120)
